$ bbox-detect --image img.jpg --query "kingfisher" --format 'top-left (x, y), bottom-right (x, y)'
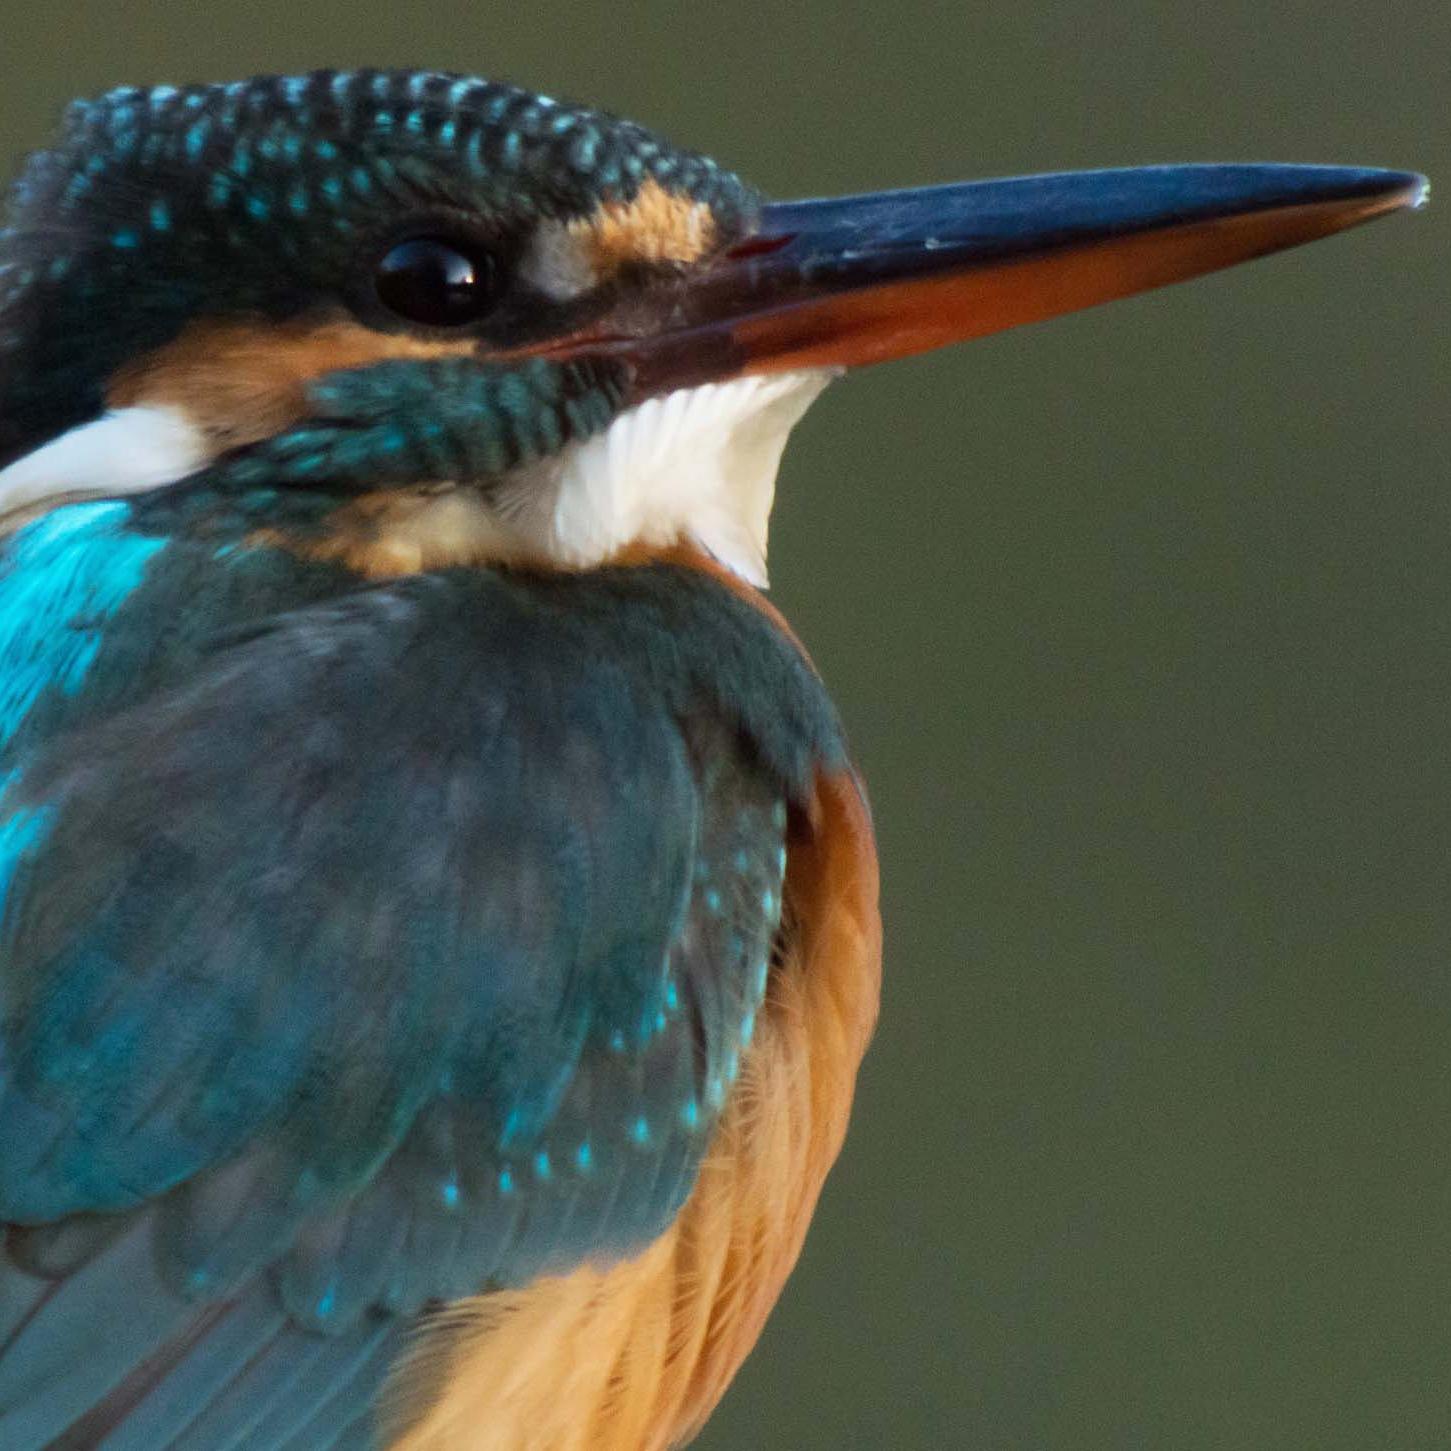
top-left (0, 67), bottom-right (1423, 1451)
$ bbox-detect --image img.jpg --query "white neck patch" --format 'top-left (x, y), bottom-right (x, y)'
top-left (0, 370), bottom-right (836, 584)
top-left (0, 405), bottom-right (210, 524)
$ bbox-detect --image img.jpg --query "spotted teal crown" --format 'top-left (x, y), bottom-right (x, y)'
top-left (0, 68), bottom-right (759, 466)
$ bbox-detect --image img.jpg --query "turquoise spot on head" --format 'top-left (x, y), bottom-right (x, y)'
top-left (440, 1176), bottom-right (460, 1208)
top-left (533, 1150), bottom-right (552, 1181)
top-left (575, 1141), bottom-right (593, 1172)
top-left (569, 128), bottom-right (600, 174)
top-left (498, 1167), bottom-right (515, 1195)
top-left (630, 1115), bottom-right (651, 1147)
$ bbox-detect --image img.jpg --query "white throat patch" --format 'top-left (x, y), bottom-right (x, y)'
top-left (0, 369), bottom-right (836, 583)
top-left (502, 368), bottom-right (836, 585)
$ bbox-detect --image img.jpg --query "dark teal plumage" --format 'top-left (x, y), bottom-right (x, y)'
top-left (208, 356), bottom-right (629, 498)
top-left (0, 497), bottom-right (845, 1447)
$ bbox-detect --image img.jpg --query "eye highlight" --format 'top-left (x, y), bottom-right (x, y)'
top-left (375, 236), bottom-right (499, 327)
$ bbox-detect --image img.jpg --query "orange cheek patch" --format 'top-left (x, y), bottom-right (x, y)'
top-left (570, 176), bottom-right (717, 274)
top-left (106, 317), bottom-right (478, 451)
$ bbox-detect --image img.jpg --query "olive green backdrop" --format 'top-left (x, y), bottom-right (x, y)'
top-left (1, 4), bottom-right (1445, 1448)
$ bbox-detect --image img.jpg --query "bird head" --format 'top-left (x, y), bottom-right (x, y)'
top-left (0, 68), bottom-right (1424, 583)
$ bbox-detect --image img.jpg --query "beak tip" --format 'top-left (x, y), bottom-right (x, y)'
top-left (1309, 164), bottom-right (1428, 210)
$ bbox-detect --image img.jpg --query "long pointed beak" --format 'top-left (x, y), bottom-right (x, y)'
top-left (609, 163), bottom-right (1426, 395)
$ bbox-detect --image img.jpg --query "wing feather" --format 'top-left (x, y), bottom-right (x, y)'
top-left (0, 505), bottom-right (838, 1446)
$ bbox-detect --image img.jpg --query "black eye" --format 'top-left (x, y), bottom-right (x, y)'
top-left (375, 236), bottom-right (499, 327)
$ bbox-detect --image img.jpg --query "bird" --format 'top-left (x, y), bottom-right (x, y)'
top-left (0, 66), bottom-right (1423, 1451)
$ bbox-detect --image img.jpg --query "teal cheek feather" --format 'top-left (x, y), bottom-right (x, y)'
top-left (207, 353), bottom-right (628, 498)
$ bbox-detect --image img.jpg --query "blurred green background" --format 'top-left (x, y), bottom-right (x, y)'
top-left (1, 4), bottom-right (1445, 1447)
